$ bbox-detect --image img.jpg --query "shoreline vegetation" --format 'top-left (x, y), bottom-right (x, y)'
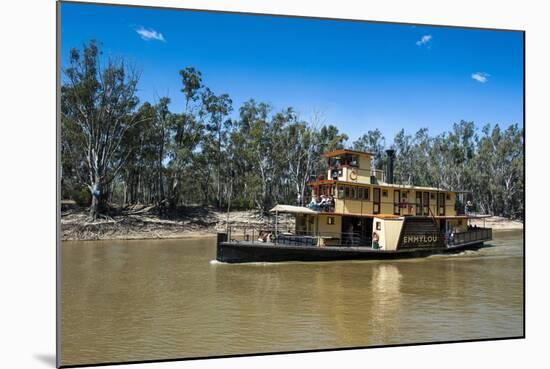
top-left (61, 205), bottom-right (522, 241)
top-left (61, 41), bottom-right (524, 238)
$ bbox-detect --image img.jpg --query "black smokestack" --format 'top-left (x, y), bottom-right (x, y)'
top-left (385, 149), bottom-right (395, 184)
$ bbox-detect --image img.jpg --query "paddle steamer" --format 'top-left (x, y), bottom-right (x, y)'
top-left (217, 149), bottom-right (492, 263)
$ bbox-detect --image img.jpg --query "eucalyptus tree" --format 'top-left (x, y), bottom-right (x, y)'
top-left (167, 67), bottom-right (205, 207)
top-left (315, 124), bottom-right (348, 175)
top-left (200, 88), bottom-right (233, 208)
top-left (352, 128), bottom-right (386, 170)
top-left (153, 97), bottom-right (171, 206)
top-left (473, 124), bottom-right (523, 218)
top-left (392, 129), bottom-right (414, 185)
top-left (284, 120), bottom-right (319, 206)
top-left (228, 100), bottom-right (270, 209)
top-left (120, 100), bottom-right (169, 206)
top-left (446, 121), bottom-right (476, 192)
top-left (236, 100), bottom-right (278, 212)
top-left (61, 40), bottom-right (144, 219)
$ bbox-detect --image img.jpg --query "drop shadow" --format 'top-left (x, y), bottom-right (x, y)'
top-left (34, 353), bottom-right (57, 367)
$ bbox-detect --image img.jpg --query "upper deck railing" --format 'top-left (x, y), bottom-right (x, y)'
top-left (370, 169), bottom-right (386, 183)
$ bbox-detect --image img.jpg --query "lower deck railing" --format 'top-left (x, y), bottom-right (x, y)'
top-left (226, 226), bottom-right (492, 249)
top-left (448, 228), bottom-right (492, 246)
top-left (277, 232), bottom-right (371, 247)
top-left (226, 226), bottom-right (370, 247)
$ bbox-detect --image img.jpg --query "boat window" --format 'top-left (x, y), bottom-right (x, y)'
top-left (350, 186), bottom-right (356, 199)
top-left (364, 188), bottom-right (370, 200)
top-left (376, 221), bottom-right (382, 230)
top-left (446, 193), bottom-right (451, 201)
top-left (337, 186), bottom-right (344, 199)
top-left (344, 186), bottom-right (350, 198)
top-left (327, 216), bottom-right (335, 225)
top-left (382, 190), bottom-right (388, 197)
top-left (430, 193), bottom-right (436, 200)
top-left (357, 187), bottom-right (364, 200)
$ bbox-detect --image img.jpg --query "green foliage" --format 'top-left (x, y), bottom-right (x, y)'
top-left (389, 121), bottom-right (523, 219)
top-left (353, 129), bottom-right (386, 169)
top-left (61, 40), bottom-right (143, 219)
top-left (61, 41), bottom-right (524, 219)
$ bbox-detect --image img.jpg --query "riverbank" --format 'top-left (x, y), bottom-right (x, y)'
top-left (61, 206), bottom-right (295, 241)
top-left (469, 216), bottom-right (524, 230)
top-left (61, 207), bottom-right (522, 241)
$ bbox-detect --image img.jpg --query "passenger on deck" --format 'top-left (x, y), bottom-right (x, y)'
top-left (308, 197), bottom-right (320, 210)
top-left (372, 231), bottom-right (380, 249)
top-left (257, 231), bottom-right (272, 243)
top-left (258, 231), bottom-right (266, 242)
top-left (325, 195), bottom-right (334, 211)
top-left (445, 228), bottom-right (452, 245)
top-left (344, 223), bottom-right (355, 245)
top-left (465, 200), bottom-right (473, 215)
top-left (319, 195), bottom-right (328, 210)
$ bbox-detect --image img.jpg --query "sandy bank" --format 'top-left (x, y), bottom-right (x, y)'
top-left (61, 207), bottom-right (294, 241)
top-left (469, 216), bottom-right (523, 230)
top-left (61, 207), bottom-right (522, 241)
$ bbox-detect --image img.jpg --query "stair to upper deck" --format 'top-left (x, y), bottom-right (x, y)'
top-left (398, 216), bottom-right (445, 249)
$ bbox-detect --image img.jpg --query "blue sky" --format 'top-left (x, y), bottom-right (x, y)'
top-left (60, 2), bottom-right (524, 143)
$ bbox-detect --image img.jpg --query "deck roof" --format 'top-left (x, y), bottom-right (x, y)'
top-left (322, 149), bottom-right (375, 158)
top-left (308, 178), bottom-right (450, 192)
top-left (270, 205), bottom-right (318, 214)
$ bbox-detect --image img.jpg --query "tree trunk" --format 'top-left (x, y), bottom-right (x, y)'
top-left (90, 192), bottom-right (100, 220)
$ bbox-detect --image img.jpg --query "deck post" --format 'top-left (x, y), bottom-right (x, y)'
top-left (275, 210), bottom-right (278, 240)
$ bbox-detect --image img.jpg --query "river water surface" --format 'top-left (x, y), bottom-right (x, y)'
top-left (60, 230), bottom-right (523, 366)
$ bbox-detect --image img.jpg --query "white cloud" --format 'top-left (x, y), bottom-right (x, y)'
top-left (135, 26), bottom-right (166, 42)
top-left (471, 72), bottom-right (490, 83)
top-left (416, 34), bottom-right (432, 46)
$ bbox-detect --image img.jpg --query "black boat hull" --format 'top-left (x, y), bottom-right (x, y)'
top-left (216, 239), bottom-right (487, 263)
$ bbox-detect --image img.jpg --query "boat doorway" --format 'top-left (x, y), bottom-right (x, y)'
top-left (373, 188), bottom-right (381, 214)
top-left (342, 216), bottom-right (373, 246)
top-left (439, 219), bottom-right (446, 233)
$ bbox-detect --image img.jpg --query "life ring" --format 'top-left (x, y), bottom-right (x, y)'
top-left (349, 170), bottom-right (358, 181)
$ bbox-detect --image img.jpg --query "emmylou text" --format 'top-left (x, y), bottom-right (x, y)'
top-left (403, 235), bottom-right (439, 244)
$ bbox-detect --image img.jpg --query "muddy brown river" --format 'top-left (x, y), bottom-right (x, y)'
top-left (60, 230), bottom-right (524, 366)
